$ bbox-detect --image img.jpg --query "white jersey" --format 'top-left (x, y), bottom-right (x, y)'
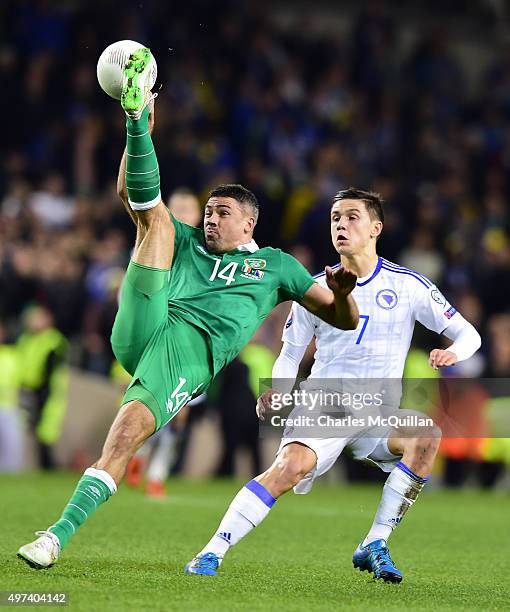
top-left (283, 257), bottom-right (462, 381)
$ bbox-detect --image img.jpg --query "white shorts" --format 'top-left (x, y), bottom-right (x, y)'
top-left (276, 405), bottom-right (407, 494)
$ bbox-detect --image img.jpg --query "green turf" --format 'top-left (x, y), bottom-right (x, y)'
top-left (0, 473), bottom-right (508, 611)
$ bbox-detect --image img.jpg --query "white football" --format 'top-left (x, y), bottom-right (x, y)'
top-left (97, 40), bottom-right (157, 100)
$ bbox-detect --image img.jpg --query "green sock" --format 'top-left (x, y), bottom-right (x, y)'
top-left (49, 468), bottom-right (116, 550)
top-left (125, 106), bottom-right (161, 210)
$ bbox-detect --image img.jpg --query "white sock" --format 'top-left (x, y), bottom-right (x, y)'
top-left (198, 479), bottom-right (276, 563)
top-left (83, 467), bottom-right (117, 494)
top-left (147, 427), bottom-right (175, 482)
top-left (362, 462), bottom-right (428, 547)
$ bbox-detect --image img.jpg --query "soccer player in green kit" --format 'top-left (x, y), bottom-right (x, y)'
top-left (18, 48), bottom-right (359, 569)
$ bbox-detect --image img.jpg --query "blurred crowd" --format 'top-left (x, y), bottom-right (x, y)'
top-left (1, 0), bottom-right (510, 481)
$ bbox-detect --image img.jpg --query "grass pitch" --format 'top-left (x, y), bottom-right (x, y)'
top-left (1, 472), bottom-right (509, 611)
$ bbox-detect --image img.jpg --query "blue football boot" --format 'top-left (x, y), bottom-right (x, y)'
top-left (184, 552), bottom-right (220, 576)
top-left (352, 539), bottom-right (403, 583)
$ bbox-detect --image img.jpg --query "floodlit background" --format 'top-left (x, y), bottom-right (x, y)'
top-left (2, 3), bottom-right (510, 610)
top-left (1, 0), bottom-right (510, 487)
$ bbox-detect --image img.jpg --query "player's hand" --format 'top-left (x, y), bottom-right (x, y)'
top-left (325, 265), bottom-right (357, 296)
top-left (429, 349), bottom-right (458, 369)
top-left (256, 389), bottom-right (275, 421)
top-left (148, 97), bottom-right (155, 135)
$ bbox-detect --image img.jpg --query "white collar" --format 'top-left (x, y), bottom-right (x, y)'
top-left (236, 239), bottom-right (259, 253)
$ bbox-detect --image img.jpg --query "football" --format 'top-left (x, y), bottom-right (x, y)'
top-left (97, 40), bottom-right (157, 99)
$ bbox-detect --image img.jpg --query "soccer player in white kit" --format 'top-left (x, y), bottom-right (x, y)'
top-left (185, 188), bottom-right (482, 582)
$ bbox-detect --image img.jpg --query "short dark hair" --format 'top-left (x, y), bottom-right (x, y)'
top-left (208, 183), bottom-right (259, 222)
top-left (333, 187), bottom-right (384, 224)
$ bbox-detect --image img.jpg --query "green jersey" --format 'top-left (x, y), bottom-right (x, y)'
top-left (168, 217), bottom-right (315, 374)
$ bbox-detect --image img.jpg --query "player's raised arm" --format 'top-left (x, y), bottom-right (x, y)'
top-left (412, 282), bottom-right (481, 369)
top-left (300, 265), bottom-right (359, 330)
top-left (278, 252), bottom-right (358, 330)
top-left (429, 315), bottom-right (481, 368)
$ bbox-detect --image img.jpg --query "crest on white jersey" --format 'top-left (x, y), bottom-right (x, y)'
top-left (376, 288), bottom-right (398, 309)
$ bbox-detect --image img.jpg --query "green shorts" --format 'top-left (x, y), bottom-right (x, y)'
top-left (111, 261), bottom-right (213, 431)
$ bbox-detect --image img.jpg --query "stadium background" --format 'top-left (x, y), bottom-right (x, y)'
top-left (2, 0), bottom-right (510, 482)
top-left (0, 0), bottom-right (510, 472)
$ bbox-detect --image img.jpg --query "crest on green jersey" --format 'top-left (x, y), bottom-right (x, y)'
top-left (241, 268), bottom-right (265, 280)
top-left (243, 258), bottom-right (266, 270)
top-left (241, 258), bottom-right (266, 280)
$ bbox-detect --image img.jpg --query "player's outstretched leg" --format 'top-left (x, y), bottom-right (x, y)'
top-left (120, 47), bottom-right (176, 272)
top-left (353, 423), bottom-right (441, 583)
top-left (17, 401), bottom-right (155, 569)
top-left (185, 443), bottom-right (316, 575)
top-left (18, 50), bottom-right (174, 570)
